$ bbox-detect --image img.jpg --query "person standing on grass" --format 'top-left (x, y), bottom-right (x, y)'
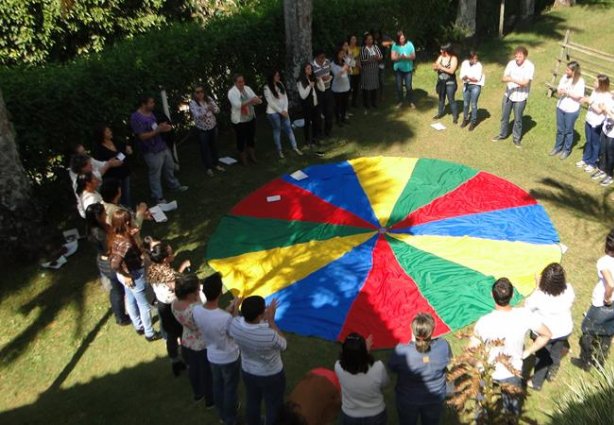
top-left (572, 229), bottom-right (614, 371)
top-left (109, 209), bottom-right (162, 341)
top-left (172, 273), bottom-right (215, 407)
top-left (335, 332), bottom-right (389, 425)
top-left (331, 46), bottom-right (351, 127)
top-left (189, 85), bottom-right (225, 176)
top-left (264, 69), bottom-right (303, 159)
top-left (360, 33), bottom-right (383, 113)
top-left (348, 35), bottom-right (362, 109)
top-left (459, 50), bottom-right (485, 131)
top-left (388, 313), bottom-right (451, 425)
top-left (578, 74), bottom-right (611, 173)
top-left (391, 30), bottom-right (416, 109)
top-left (471, 278), bottom-right (551, 418)
top-left (591, 95), bottom-right (614, 186)
top-left (491, 46), bottom-right (535, 148)
top-left (432, 43), bottom-right (459, 124)
top-left (228, 74), bottom-right (262, 165)
top-left (130, 96), bottom-right (188, 205)
top-left (549, 61), bottom-right (585, 160)
top-left (93, 124), bottom-right (133, 207)
top-left (312, 50), bottom-right (335, 137)
top-left (193, 273), bottom-right (242, 425)
top-left (144, 238), bottom-right (189, 377)
top-left (297, 63), bottom-right (325, 156)
top-left (524, 263), bottom-right (575, 391)
top-left (229, 296), bottom-right (287, 425)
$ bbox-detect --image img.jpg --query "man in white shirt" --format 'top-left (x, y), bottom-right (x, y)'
top-left (229, 296), bottom-right (287, 425)
top-left (491, 46), bottom-right (535, 148)
top-left (193, 273), bottom-right (241, 425)
top-left (472, 278), bottom-right (551, 417)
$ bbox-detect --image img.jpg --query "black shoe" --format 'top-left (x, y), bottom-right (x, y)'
top-left (570, 357), bottom-right (591, 371)
top-left (559, 151), bottom-right (570, 160)
top-left (453, 117), bottom-right (459, 125)
top-left (205, 400), bottom-right (215, 410)
top-left (171, 360), bottom-right (187, 377)
top-left (549, 148), bottom-right (561, 156)
top-left (136, 328), bottom-right (145, 336)
top-left (546, 365), bottom-right (559, 382)
top-left (513, 139), bottom-right (522, 148)
top-left (491, 135), bottom-right (505, 142)
top-left (468, 123), bottom-right (476, 131)
top-left (145, 331), bottom-right (162, 342)
top-left (117, 317), bottom-right (132, 326)
top-left (432, 114), bottom-right (444, 120)
top-left (460, 120), bottom-right (470, 128)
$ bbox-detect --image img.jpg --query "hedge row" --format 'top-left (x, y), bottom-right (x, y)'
top-left (1, 0), bottom-right (457, 187)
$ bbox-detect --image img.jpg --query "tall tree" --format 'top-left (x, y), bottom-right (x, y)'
top-left (455, 0), bottom-right (477, 37)
top-left (0, 88), bottom-right (42, 261)
top-left (283, 0), bottom-right (313, 105)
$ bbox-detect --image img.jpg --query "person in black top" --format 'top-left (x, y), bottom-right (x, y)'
top-left (297, 62), bottom-right (325, 157)
top-left (432, 43), bottom-right (459, 124)
top-left (92, 124), bottom-right (132, 207)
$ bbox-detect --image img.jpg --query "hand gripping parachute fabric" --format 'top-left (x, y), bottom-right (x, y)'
top-left (206, 157), bottom-right (561, 349)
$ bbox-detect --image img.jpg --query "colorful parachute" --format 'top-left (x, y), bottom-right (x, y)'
top-left (206, 157), bottom-right (561, 349)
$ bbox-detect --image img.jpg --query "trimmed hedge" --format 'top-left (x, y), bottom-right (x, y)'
top-left (1, 0), bottom-right (455, 188)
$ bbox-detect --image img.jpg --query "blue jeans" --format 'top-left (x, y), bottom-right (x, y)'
top-left (117, 268), bottom-right (154, 337)
top-left (211, 359), bottom-right (241, 425)
top-left (197, 127), bottom-right (219, 170)
top-left (583, 122), bottom-right (603, 166)
top-left (266, 113), bottom-right (298, 153)
top-left (438, 82), bottom-right (458, 119)
top-left (395, 70), bottom-right (414, 103)
top-left (495, 376), bottom-right (522, 417)
top-left (183, 346), bottom-right (214, 402)
top-left (242, 369), bottom-right (286, 425)
top-left (499, 96), bottom-right (527, 142)
top-left (142, 148), bottom-right (181, 201)
top-left (553, 107), bottom-right (580, 154)
top-left (341, 410), bottom-right (387, 425)
top-left (463, 84), bottom-right (481, 124)
top-left (396, 400), bottom-right (442, 425)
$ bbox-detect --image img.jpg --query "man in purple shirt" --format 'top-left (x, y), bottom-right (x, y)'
top-left (130, 96), bottom-right (187, 203)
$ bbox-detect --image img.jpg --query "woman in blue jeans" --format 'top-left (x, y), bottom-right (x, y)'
top-left (264, 70), bottom-right (303, 159)
top-left (459, 50), bottom-right (485, 131)
top-left (577, 74), bottom-right (611, 173)
top-left (388, 313), bottom-right (451, 425)
top-left (109, 209), bottom-right (161, 341)
top-left (432, 43), bottom-right (459, 124)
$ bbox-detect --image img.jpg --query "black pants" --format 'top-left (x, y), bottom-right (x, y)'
top-left (233, 120), bottom-right (256, 152)
top-left (301, 101), bottom-right (322, 146)
top-left (316, 89), bottom-right (335, 136)
top-left (350, 74), bottom-right (361, 107)
top-left (197, 127), bottom-right (219, 170)
top-left (598, 132), bottom-right (614, 176)
top-left (157, 301), bottom-right (183, 360)
top-left (532, 336), bottom-right (569, 388)
top-left (97, 255), bottom-right (127, 323)
top-left (363, 89), bottom-right (377, 108)
top-left (334, 91), bottom-right (349, 123)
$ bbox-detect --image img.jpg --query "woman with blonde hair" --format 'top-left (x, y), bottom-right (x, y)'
top-left (389, 313), bottom-right (451, 425)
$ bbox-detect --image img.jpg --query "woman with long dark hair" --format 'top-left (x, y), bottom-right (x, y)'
top-left (331, 46), bottom-right (351, 126)
top-left (360, 33), bottom-right (383, 112)
top-left (92, 124), bottom-right (132, 206)
top-left (525, 263), bottom-right (575, 390)
top-left (389, 313), bottom-right (451, 425)
top-left (549, 61), bottom-right (585, 159)
top-left (109, 209), bottom-right (161, 341)
top-left (264, 69), bottom-right (302, 159)
top-left (578, 74), bottom-right (611, 173)
top-left (432, 43), bottom-right (459, 123)
top-left (459, 50), bottom-right (485, 131)
top-left (85, 203), bottom-right (129, 325)
top-left (297, 62), bottom-right (325, 154)
top-left (145, 238), bottom-right (189, 376)
top-left (335, 333), bottom-right (389, 425)
top-left (391, 30), bottom-right (416, 108)
top-left (348, 35), bottom-right (362, 108)
top-left (189, 85), bottom-right (224, 176)
top-left (228, 73), bottom-right (262, 165)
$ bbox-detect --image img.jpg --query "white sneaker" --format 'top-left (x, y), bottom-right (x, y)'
top-left (293, 148), bottom-right (303, 156)
top-left (278, 151), bottom-right (285, 159)
top-left (584, 165), bottom-right (596, 173)
top-left (576, 160), bottom-right (586, 168)
top-left (592, 170), bottom-right (606, 180)
top-left (601, 176), bottom-right (614, 186)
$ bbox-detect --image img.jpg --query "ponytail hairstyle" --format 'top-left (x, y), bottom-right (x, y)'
top-left (567, 61), bottom-right (581, 85)
top-left (143, 237), bottom-right (172, 264)
top-left (596, 74), bottom-right (610, 93)
top-left (606, 229), bottom-right (614, 256)
top-left (76, 171), bottom-right (95, 196)
top-left (412, 313), bottom-right (436, 353)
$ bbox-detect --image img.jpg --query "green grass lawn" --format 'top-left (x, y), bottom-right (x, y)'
top-left (3, 3), bottom-right (614, 424)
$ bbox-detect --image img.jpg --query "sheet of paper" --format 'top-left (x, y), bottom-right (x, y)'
top-left (290, 170), bottom-right (308, 181)
top-left (430, 122), bottom-right (446, 131)
top-left (560, 243), bottom-right (569, 254)
top-left (149, 205), bottom-right (168, 222)
top-left (116, 152), bottom-right (126, 161)
top-left (266, 195), bottom-right (281, 202)
top-left (159, 200), bottom-right (178, 212)
top-left (219, 156), bottom-right (238, 165)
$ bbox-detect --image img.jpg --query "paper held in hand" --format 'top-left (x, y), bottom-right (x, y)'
top-left (149, 205), bottom-right (168, 222)
top-left (219, 156), bottom-right (238, 165)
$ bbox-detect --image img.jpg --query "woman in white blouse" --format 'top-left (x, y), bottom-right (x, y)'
top-left (331, 46), bottom-right (351, 126)
top-left (227, 74), bottom-right (262, 165)
top-left (297, 63), bottom-right (325, 154)
top-left (335, 333), bottom-right (389, 425)
top-left (549, 61), bottom-right (585, 159)
top-left (189, 86), bottom-right (224, 176)
top-left (578, 75), bottom-right (610, 174)
top-left (525, 263), bottom-right (575, 390)
top-left (459, 50), bottom-right (485, 131)
top-left (264, 70), bottom-right (303, 159)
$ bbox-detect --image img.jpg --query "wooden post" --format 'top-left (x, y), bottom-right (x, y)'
top-left (499, 0), bottom-right (505, 37)
top-left (548, 29), bottom-right (570, 97)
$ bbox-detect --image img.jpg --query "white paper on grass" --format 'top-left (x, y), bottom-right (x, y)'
top-left (219, 156), bottom-right (238, 165)
top-left (431, 122), bottom-right (446, 131)
top-left (149, 205), bottom-right (168, 222)
top-left (560, 243), bottom-right (569, 254)
top-left (290, 170), bottom-right (308, 181)
top-left (159, 200), bottom-right (178, 212)
top-left (267, 195), bottom-right (281, 202)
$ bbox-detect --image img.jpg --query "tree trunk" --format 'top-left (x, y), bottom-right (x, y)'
top-left (284, 0), bottom-right (312, 107)
top-left (521, 0), bottom-right (535, 19)
top-left (455, 0), bottom-right (477, 37)
top-left (0, 88), bottom-right (43, 262)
